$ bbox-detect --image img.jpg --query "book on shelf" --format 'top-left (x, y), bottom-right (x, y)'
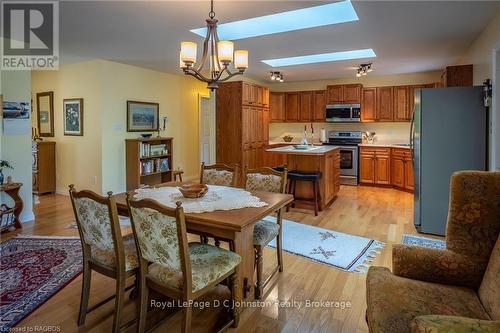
top-left (140, 157), bottom-right (170, 175)
top-left (140, 143), bottom-right (168, 158)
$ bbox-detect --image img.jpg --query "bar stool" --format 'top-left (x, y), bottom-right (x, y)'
top-left (287, 171), bottom-right (322, 216)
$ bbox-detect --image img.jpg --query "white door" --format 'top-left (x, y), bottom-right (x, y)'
top-left (199, 93), bottom-right (215, 165)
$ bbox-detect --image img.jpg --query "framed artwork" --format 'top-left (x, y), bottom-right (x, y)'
top-left (63, 98), bottom-right (84, 136)
top-left (127, 101), bottom-right (159, 132)
top-left (36, 91), bottom-right (54, 137)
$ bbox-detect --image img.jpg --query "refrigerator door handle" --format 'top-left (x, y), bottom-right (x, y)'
top-left (410, 107), bottom-right (415, 161)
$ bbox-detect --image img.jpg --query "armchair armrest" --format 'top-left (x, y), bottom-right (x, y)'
top-left (392, 244), bottom-right (488, 289)
top-left (411, 315), bottom-right (500, 333)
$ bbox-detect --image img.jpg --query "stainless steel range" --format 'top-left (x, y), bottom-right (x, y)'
top-left (325, 131), bottom-right (362, 185)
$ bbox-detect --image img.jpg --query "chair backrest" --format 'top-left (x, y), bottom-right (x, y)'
top-left (244, 167), bottom-right (287, 194)
top-left (479, 235), bottom-right (500, 320)
top-left (127, 196), bottom-right (192, 293)
top-left (69, 185), bottom-right (124, 267)
top-left (200, 162), bottom-right (238, 187)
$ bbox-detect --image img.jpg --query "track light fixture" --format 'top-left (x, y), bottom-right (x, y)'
top-left (270, 71), bottom-right (284, 82)
top-left (356, 63), bottom-right (373, 77)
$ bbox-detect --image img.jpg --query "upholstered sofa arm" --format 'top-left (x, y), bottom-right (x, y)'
top-left (392, 244), bottom-right (488, 289)
top-left (411, 315), bottom-right (500, 333)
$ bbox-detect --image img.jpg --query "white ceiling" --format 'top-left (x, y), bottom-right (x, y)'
top-left (60, 1), bottom-right (500, 82)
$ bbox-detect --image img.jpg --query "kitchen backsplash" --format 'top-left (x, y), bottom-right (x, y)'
top-left (269, 122), bottom-right (411, 143)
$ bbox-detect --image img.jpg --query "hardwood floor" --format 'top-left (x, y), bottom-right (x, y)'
top-left (3, 185), bottom-right (438, 333)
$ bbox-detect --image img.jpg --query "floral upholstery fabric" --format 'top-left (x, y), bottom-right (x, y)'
top-left (73, 197), bottom-right (114, 251)
top-left (129, 206), bottom-right (182, 271)
top-left (411, 315), bottom-right (500, 333)
top-left (202, 169), bottom-right (234, 187)
top-left (148, 242), bottom-right (241, 292)
top-left (245, 173), bottom-right (283, 193)
top-left (253, 220), bottom-right (279, 246)
top-left (479, 235), bottom-right (500, 320)
top-left (366, 267), bottom-right (491, 333)
top-left (90, 234), bottom-right (138, 271)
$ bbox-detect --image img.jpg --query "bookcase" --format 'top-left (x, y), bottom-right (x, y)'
top-left (125, 137), bottom-right (173, 191)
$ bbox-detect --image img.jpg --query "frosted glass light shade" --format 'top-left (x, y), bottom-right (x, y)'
top-left (179, 51), bottom-right (186, 68)
top-left (234, 50), bottom-right (248, 69)
top-left (180, 42), bottom-right (197, 63)
top-left (218, 41), bottom-right (234, 62)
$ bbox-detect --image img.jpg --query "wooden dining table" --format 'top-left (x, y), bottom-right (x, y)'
top-left (114, 182), bottom-right (293, 302)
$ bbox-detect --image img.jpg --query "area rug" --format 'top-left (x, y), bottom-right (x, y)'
top-left (264, 217), bottom-right (384, 272)
top-left (0, 236), bottom-right (82, 332)
top-left (401, 234), bottom-right (446, 249)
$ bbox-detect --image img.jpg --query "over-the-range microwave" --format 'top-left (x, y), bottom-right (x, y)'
top-left (326, 104), bottom-right (361, 122)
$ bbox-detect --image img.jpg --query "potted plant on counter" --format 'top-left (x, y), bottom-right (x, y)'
top-left (0, 160), bottom-right (13, 185)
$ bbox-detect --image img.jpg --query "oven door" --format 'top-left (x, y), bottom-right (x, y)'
top-left (338, 146), bottom-right (358, 177)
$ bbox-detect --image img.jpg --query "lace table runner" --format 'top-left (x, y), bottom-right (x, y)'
top-left (133, 185), bottom-right (268, 213)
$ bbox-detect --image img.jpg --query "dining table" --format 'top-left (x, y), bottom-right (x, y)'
top-left (114, 181), bottom-right (294, 302)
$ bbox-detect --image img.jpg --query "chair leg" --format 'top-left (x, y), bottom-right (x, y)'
top-left (276, 209), bottom-right (284, 273)
top-left (230, 273), bottom-right (240, 328)
top-left (112, 275), bottom-right (126, 333)
top-left (137, 278), bottom-right (149, 333)
top-left (313, 180), bottom-right (319, 216)
top-left (78, 260), bottom-right (91, 326)
top-left (200, 235), bottom-right (208, 244)
top-left (214, 238), bottom-right (221, 247)
top-left (182, 302), bottom-right (193, 333)
top-left (255, 246), bottom-right (264, 300)
top-left (291, 179), bottom-right (297, 208)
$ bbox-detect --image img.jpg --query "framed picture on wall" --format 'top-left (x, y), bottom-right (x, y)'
top-left (63, 98), bottom-right (84, 136)
top-left (127, 101), bottom-right (159, 132)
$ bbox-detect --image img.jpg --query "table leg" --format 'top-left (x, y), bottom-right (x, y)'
top-left (6, 187), bottom-right (23, 229)
top-left (232, 226), bottom-right (255, 301)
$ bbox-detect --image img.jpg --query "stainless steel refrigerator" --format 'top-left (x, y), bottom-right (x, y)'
top-left (412, 87), bottom-right (487, 236)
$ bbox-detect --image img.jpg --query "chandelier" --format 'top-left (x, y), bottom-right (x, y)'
top-left (179, 0), bottom-right (248, 90)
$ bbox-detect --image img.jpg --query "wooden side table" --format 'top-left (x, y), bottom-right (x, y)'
top-left (0, 183), bottom-right (23, 229)
top-left (172, 170), bottom-right (184, 182)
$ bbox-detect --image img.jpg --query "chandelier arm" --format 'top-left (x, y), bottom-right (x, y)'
top-left (184, 68), bottom-right (211, 83)
top-left (211, 28), bottom-right (218, 79)
top-left (196, 24), bottom-right (212, 73)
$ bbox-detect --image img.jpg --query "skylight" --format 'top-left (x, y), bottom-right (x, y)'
top-left (190, 1), bottom-right (359, 40)
top-left (261, 49), bottom-right (377, 67)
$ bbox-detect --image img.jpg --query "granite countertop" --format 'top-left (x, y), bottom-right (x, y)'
top-left (266, 145), bottom-right (339, 155)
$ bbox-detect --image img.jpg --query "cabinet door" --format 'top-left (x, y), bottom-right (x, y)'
top-left (360, 153), bottom-right (375, 184)
top-left (262, 108), bottom-right (269, 143)
top-left (391, 156), bottom-right (405, 188)
top-left (262, 87), bottom-right (269, 107)
top-left (285, 92), bottom-right (299, 122)
top-left (343, 84), bottom-right (362, 103)
top-left (393, 86), bottom-right (409, 121)
top-left (313, 90), bottom-right (326, 122)
top-left (242, 106), bottom-right (252, 146)
top-left (256, 86), bottom-right (263, 106)
top-left (361, 88), bottom-right (377, 122)
top-left (253, 107), bottom-right (263, 143)
top-left (299, 91), bottom-right (313, 121)
top-left (374, 154), bottom-right (391, 184)
top-left (405, 156), bottom-right (414, 190)
top-left (376, 86), bottom-right (394, 121)
top-left (408, 84), bottom-right (426, 121)
top-left (242, 82), bottom-right (252, 105)
top-left (326, 85), bottom-right (343, 104)
top-left (270, 92), bottom-right (286, 122)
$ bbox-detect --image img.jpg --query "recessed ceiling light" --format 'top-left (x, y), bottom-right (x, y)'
top-left (261, 49), bottom-right (376, 67)
top-left (190, 1), bottom-right (359, 40)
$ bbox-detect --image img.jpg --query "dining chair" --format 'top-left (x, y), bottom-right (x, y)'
top-left (126, 196), bottom-right (241, 333)
top-left (69, 185), bottom-right (138, 333)
top-left (244, 167), bottom-right (288, 299)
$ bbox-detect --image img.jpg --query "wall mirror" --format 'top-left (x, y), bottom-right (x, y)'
top-left (36, 91), bottom-right (54, 137)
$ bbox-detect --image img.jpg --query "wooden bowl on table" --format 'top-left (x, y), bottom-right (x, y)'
top-left (178, 183), bottom-right (208, 198)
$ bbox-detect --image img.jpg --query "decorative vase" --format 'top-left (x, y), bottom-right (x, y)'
top-left (0, 170), bottom-right (4, 185)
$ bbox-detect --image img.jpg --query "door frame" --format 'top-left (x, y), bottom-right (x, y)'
top-left (492, 42), bottom-right (500, 170)
top-left (198, 92), bottom-right (216, 166)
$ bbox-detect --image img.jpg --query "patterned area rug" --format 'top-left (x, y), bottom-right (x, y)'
top-left (264, 217), bottom-right (384, 272)
top-left (0, 236), bottom-right (82, 332)
top-left (401, 234), bottom-right (446, 249)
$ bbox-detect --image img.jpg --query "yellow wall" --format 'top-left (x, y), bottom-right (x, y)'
top-left (32, 60), bottom-right (208, 194)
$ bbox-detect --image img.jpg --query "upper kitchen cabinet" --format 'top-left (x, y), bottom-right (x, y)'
top-left (408, 84), bottom-right (426, 120)
top-left (393, 86), bottom-right (410, 121)
top-left (361, 88), bottom-right (376, 122)
top-left (440, 64), bottom-right (473, 87)
top-left (343, 84), bottom-right (362, 103)
top-left (312, 90), bottom-right (326, 122)
top-left (285, 92), bottom-right (300, 122)
top-left (299, 91), bottom-right (313, 121)
top-left (270, 92), bottom-right (286, 122)
top-left (262, 87), bottom-right (269, 108)
top-left (242, 82), bottom-right (269, 106)
top-left (242, 82), bottom-right (252, 105)
top-left (376, 86), bottom-right (394, 121)
top-left (326, 85), bottom-right (343, 104)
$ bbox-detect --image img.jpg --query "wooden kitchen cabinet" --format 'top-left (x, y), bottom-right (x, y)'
top-left (242, 82), bottom-right (252, 105)
top-left (326, 85), bottom-right (343, 104)
top-left (441, 64), bottom-right (473, 87)
top-left (376, 87), bottom-right (394, 121)
top-left (393, 86), bottom-right (410, 121)
top-left (343, 84), bottom-right (362, 103)
top-left (359, 147), bottom-right (391, 185)
top-left (360, 151), bottom-right (376, 184)
top-left (299, 91), bottom-right (313, 121)
top-left (285, 92), bottom-right (299, 122)
top-left (312, 90), bottom-right (326, 122)
top-left (262, 87), bottom-right (269, 107)
top-left (361, 88), bottom-right (377, 122)
top-left (408, 84), bottom-right (426, 121)
top-left (391, 148), bottom-right (414, 191)
top-left (270, 92), bottom-right (286, 122)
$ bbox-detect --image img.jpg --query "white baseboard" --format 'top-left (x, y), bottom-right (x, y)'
top-left (55, 187), bottom-right (70, 196)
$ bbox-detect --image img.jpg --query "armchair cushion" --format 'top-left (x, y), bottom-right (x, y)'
top-left (392, 244), bottom-right (489, 289)
top-left (253, 219), bottom-right (280, 246)
top-left (366, 267), bottom-right (490, 333)
top-left (411, 315), bottom-right (500, 333)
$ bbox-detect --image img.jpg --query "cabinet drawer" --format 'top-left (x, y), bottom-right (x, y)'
top-left (360, 147), bottom-right (391, 155)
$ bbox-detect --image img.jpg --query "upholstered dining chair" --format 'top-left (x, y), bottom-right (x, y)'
top-left (126, 196), bottom-right (241, 333)
top-left (366, 171), bottom-right (500, 333)
top-left (200, 162), bottom-right (239, 187)
top-left (244, 167), bottom-right (288, 299)
top-left (69, 185), bottom-right (138, 333)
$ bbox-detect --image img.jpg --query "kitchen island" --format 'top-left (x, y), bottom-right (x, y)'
top-left (266, 145), bottom-right (340, 210)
